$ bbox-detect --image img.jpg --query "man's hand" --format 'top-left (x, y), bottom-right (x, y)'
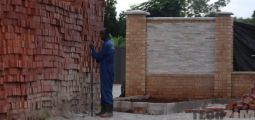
top-left (89, 44), bottom-right (94, 50)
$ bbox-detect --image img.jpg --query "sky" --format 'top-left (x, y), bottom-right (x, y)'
top-left (116, 0), bottom-right (255, 18)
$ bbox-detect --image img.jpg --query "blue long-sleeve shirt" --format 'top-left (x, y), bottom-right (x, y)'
top-left (91, 39), bottom-right (115, 64)
top-left (91, 39), bottom-right (115, 105)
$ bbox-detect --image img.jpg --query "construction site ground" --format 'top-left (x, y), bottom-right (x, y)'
top-left (46, 84), bottom-right (248, 120)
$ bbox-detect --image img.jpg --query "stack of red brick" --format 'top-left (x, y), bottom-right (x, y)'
top-left (0, 0), bottom-right (105, 119)
top-left (226, 84), bottom-right (255, 111)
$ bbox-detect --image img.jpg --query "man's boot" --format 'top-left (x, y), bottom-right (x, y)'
top-left (100, 104), bottom-right (113, 118)
top-left (96, 104), bottom-right (106, 116)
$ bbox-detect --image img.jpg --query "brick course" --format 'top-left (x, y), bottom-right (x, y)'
top-left (147, 74), bottom-right (214, 100)
top-left (232, 73), bottom-right (255, 98)
top-left (0, 0), bottom-right (104, 119)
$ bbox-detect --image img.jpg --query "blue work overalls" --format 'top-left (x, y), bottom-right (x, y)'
top-left (91, 39), bottom-right (115, 105)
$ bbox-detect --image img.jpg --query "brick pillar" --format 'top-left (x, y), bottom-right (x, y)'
top-left (214, 12), bottom-right (233, 98)
top-left (125, 10), bottom-right (149, 96)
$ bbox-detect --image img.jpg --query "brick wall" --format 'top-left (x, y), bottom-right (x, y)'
top-left (125, 11), bottom-right (149, 96)
top-left (0, 0), bottom-right (105, 119)
top-left (147, 74), bottom-right (214, 100)
top-left (232, 73), bottom-right (255, 98)
top-left (125, 11), bottom-right (246, 100)
top-left (147, 18), bottom-right (215, 74)
top-left (145, 18), bottom-right (216, 100)
top-left (214, 12), bottom-right (234, 98)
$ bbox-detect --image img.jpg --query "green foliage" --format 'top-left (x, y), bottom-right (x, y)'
top-left (112, 36), bottom-right (125, 48)
top-left (131, 0), bottom-right (186, 17)
top-left (235, 10), bottom-right (255, 25)
top-left (131, 0), bottom-right (230, 17)
top-left (104, 0), bottom-right (118, 36)
top-left (185, 0), bottom-right (210, 17)
top-left (213, 0), bottom-right (230, 10)
top-left (252, 11), bottom-right (255, 19)
top-left (235, 18), bottom-right (254, 25)
top-left (117, 11), bottom-right (126, 37)
top-left (185, 0), bottom-right (230, 17)
top-left (104, 0), bottom-right (126, 43)
top-left (104, 0), bottom-right (126, 48)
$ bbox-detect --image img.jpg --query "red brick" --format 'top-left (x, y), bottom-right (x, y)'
top-left (0, 0), bottom-right (104, 119)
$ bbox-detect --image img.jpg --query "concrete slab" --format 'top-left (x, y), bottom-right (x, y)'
top-left (114, 101), bottom-right (121, 111)
top-left (147, 103), bottom-right (167, 115)
top-left (132, 102), bottom-right (148, 114)
top-left (172, 100), bottom-right (209, 113)
top-left (166, 103), bottom-right (176, 114)
top-left (120, 101), bottom-right (132, 112)
top-left (114, 99), bottom-right (233, 115)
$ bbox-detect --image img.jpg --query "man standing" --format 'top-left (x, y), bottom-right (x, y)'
top-left (90, 29), bottom-right (115, 117)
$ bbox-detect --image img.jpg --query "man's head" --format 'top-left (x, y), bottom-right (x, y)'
top-left (100, 28), bottom-right (110, 41)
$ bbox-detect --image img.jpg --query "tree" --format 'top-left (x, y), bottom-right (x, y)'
top-left (111, 11), bottom-right (126, 48)
top-left (131, 0), bottom-right (186, 17)
top-left (235, 10), bottom-right (255, 25)
top-left (185, 0), bottom-right (230, 17)
top-left (252, 10), bottom-right (255, 19)
top-left (104, 0), bottom-right (126, 38)
top-left (131, 0), bottom-right (230, 17)
top-left (117, 11), bottom-right (126, 37)
top-left (185, 0), bottom-right (210, 17)
top-left (104, 0), bottom-right (119, 36)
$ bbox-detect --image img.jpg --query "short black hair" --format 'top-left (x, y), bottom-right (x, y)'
top-left (103, 28), bottom-right (111, 39)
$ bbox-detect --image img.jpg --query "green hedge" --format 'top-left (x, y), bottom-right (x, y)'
top-left (112, 36), bottom-right (125, 48)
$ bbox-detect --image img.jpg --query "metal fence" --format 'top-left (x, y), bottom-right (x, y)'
top-left (114, 47), bottom-right (126, 84)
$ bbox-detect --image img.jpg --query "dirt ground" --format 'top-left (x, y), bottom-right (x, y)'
top-left (47, 85), bottom-right (249, 120)
top-left (47, 112), bottom-right (193, 120)
top-left (47, 112), bottom-right (251, 120)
